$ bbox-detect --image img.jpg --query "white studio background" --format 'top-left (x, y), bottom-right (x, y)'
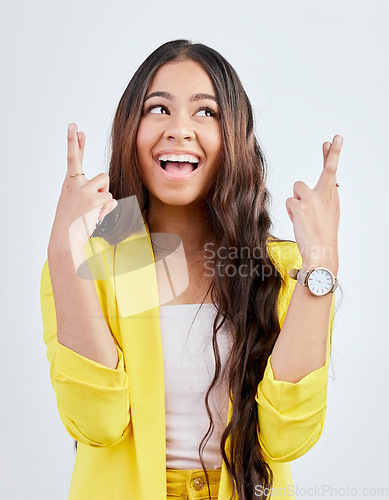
top-left (1, 1), bottom-right (388, 499)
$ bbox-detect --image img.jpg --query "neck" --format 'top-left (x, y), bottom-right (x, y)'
top-left (145, 199), bottom-right (214, 253)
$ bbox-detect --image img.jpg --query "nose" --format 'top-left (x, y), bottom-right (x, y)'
top-left (164, 112), bottom-right (196, 141)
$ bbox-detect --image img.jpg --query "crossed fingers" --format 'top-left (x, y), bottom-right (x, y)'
top-left (286, 135), bottom-right (343, 229)
top-left (314, 134), bottom-right (343, 192)
top-left (67, 123), bottom-right (85, 178)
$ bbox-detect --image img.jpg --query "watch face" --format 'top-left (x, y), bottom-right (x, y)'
top-left (307, 268), bottom-right (334, 296)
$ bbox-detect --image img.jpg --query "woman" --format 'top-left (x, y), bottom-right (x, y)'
top-left (41, 39), bottom-right (343, 500)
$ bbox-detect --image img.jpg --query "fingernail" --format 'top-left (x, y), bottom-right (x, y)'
top-left (68, 123), bottom-right (75, 133)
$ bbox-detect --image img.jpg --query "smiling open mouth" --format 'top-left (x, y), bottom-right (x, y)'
top-left (159, 160), bottom-right (200, 173)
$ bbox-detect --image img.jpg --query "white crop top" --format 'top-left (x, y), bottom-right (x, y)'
top-left (159, 303), bottom-right (233, 470)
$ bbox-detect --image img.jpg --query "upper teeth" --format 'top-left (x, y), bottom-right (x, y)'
top-left (157, 154), bottom-right (200, 163)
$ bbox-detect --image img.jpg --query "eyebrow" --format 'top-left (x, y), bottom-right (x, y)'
top-left (144, 91), bottom-right (218, 103)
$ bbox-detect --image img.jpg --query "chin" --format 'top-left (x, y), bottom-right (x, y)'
top-left (149, 192), bottom-right (204, 210)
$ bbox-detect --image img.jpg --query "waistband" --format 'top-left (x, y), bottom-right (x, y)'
top-left (166, 467), bottom-right (222, 499)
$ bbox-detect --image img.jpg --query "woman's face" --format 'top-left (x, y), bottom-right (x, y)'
top-left (136, 59), bottom-right (222, 209)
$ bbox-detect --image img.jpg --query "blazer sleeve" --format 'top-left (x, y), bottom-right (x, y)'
top-left (40, 255), bottom-right (131, 447)
top-left (255, 240), bottom-right (335, 463)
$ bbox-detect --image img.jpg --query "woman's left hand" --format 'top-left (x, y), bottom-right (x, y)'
top-left (285, 135), bottom-right (343, 276)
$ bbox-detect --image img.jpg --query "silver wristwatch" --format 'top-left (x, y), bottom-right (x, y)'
top-left (288, 267), bottom-right (338, 297)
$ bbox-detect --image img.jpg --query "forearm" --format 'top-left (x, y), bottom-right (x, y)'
top-left (270, 282), bottom-right (333, 383)
top-left (48, 240), bottom-right (119, 369)
top-left (274, 134), bottom-right (342, 383)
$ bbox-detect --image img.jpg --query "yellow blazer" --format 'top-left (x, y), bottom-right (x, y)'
top-left (40, 218), bottom-right (334, 500)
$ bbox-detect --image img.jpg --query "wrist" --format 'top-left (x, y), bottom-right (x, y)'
top-left (300, 260), bottom-right (338, 276)
top-left (48, 235), bottom-right (86, 272)
top-left (48, 236), bottom-right (71, 260)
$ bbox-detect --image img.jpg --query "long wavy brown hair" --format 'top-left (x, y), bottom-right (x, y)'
top-left (93, 39), bottom-right (287, 500)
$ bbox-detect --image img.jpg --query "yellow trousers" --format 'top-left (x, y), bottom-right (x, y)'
top-left (166, 467), bottom-right (222, 499)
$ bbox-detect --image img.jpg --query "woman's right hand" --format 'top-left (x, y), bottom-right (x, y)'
top-left (48, 123), bottom-right (117, 257)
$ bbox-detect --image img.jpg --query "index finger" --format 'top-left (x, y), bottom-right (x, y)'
top-left (67, 123), bottom-right (84, 177)
top-left (314, 134), bottom-right (343, 191)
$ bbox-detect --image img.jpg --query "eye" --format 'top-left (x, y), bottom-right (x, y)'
top-left (196, 107), bottom-right (218, 118)
top-left (145, 104), bottom-right (169, 115)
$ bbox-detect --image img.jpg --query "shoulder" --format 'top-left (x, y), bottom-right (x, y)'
top-left (83, 235), bottom-right (112, 258)
top-left (82, 225), bottom-right (152, 283)
top-left (266, 237), bottom-right (302, 281)
top-left (266, 237), bottom-right (302, 327)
